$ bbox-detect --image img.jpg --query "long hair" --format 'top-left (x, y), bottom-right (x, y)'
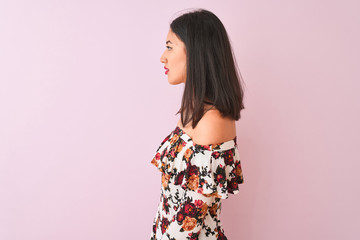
top-left (170, 8), bottom-right (246, 129)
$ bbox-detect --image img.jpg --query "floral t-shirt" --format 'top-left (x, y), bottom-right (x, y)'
top-left (150, 125), bottom-right (244, 240)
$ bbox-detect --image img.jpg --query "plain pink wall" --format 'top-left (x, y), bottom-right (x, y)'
top-left (0, 0), bottom-right (359, 239)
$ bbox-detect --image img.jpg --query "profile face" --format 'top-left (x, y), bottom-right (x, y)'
top-left (160, 29), bottom-right (187, 85)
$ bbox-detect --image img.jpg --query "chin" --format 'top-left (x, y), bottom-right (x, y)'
top-left (168, 82), bottom-right (183, 85)
top-left (168, 78), bottom-right (184, 85)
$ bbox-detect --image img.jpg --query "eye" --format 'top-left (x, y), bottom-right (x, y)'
top-left (166, 46), bottom-right (172, 50)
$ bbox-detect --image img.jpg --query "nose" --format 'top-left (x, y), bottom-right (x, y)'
top-left (160, 52), bottom-right (167, 63)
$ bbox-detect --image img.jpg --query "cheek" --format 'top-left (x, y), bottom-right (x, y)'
top-left (178, 56), bottom-right (186, 75)
top-left (168, 52), bottom-right (186, 81)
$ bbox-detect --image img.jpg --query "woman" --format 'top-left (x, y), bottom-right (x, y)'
top-left (150, 8), bottom-right (245, 240)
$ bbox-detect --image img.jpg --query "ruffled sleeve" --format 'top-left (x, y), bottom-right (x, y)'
top-left (150, 126), bottom-right (244, 200)
top-left (179, 145), bottom-right (244, 200)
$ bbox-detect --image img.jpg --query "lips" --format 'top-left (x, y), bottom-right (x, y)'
top-left (164, 66), bottom-right (169, 74)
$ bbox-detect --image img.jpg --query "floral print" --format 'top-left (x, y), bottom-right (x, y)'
top-left (150, 126), bottom-right (244, 239)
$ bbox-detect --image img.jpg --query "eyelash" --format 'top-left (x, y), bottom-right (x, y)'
top-left (166, 46), bottom-right (172, 50)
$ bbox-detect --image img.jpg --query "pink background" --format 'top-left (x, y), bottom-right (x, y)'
top-left (0, 0), bottom-right (359, 239)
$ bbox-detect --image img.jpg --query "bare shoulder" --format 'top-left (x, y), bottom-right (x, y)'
top-left (192, 109), bottom-right (236, 145)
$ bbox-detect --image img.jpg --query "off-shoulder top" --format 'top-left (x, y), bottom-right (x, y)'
top-left (150, 125), bottom-right (244, 240)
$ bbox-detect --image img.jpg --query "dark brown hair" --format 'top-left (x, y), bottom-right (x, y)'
top-left (170, 8), bottom-right (246, 129)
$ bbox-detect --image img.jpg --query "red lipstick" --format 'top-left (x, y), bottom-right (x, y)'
top-left (164, 66), bottom-right (169, 75)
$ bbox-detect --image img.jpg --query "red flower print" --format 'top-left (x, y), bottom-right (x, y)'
top-left (216, 174), bottom-right (224, 182)
top-left (176, 211), bottom-right (185, 223)
top-left (188, 229), bottom-right (201, 240)
top-left (163, 134), bottom-right (171, 143)
top-left (163, 196), bottom-right (170, 214)
top-left (175, 171), bottom-right (185, 185)
top-left (161, 217), bottom-right (170, 234)
top-left (227, 177), bottom-right (240, 193)
top-left (214, 166), bottom-right (226, 184)
top-left (212, 151), bottom-right (220, 159)
top-left (182, 202), bottom-right (197, 217)
top-left (223, 149), bottom-right (234, 165)
top-left (197, 188), bottom-right (204, 194)
top-left (170, 149), bottom-right (176, 158)
top-left (152, 218), bottom-right (158, 234)
top-left (194, 199), bottom-right (204, 207)
top-left (188, 164), bottom-right (199, 176)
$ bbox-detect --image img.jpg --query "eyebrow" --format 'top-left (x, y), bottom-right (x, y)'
top-left (166, 40), bottom-right (173, 44)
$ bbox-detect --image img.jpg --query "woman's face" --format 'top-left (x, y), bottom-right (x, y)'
top-left (160, 29), bottom-right (187, 85)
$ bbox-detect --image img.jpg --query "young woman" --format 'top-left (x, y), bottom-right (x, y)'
top-left (150, 8), bottom-right (245, 240)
